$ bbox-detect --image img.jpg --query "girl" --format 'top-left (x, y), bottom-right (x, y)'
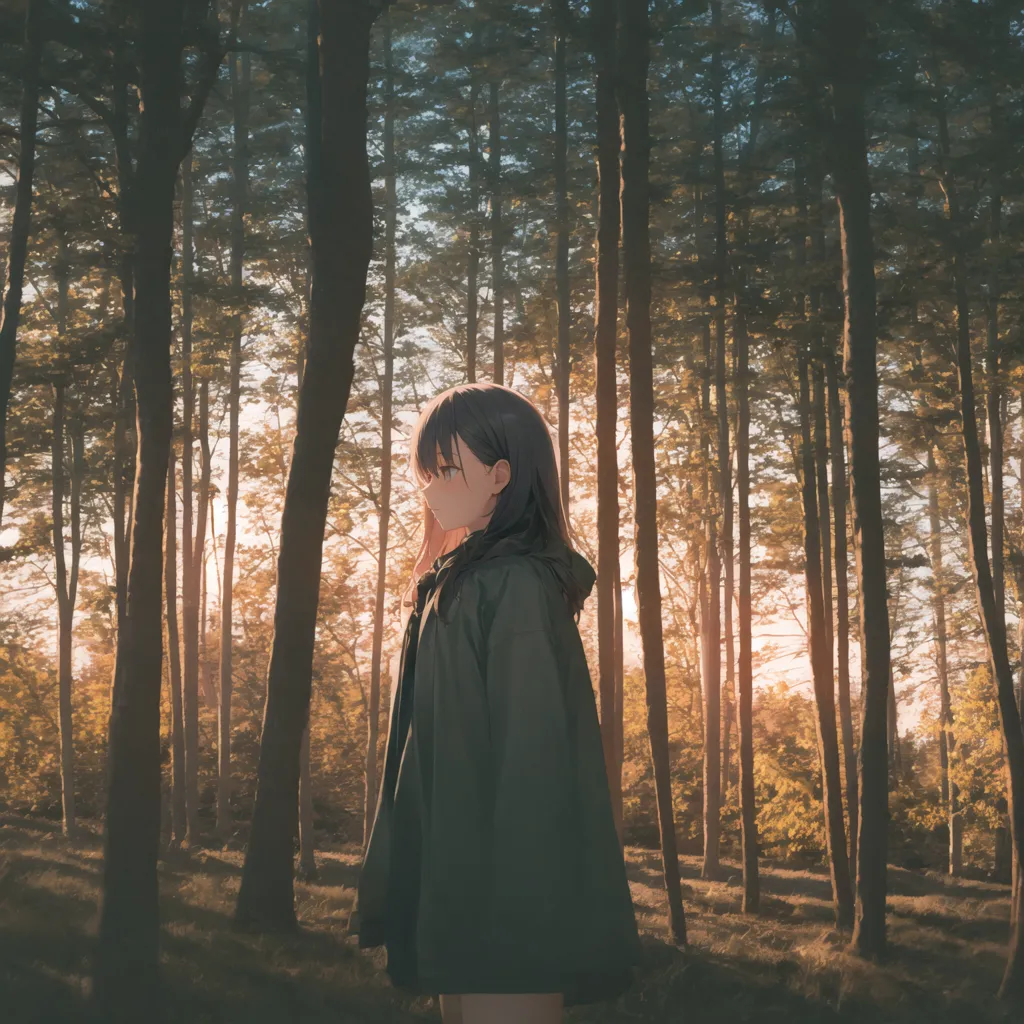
top-left (349, 383), bottom-right (642, 1023)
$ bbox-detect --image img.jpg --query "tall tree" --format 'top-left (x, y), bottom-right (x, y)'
top-left (815, 0), bottom-right (892, 958)
top-left (234, 0), bottom-right (389, 932)
top-left (931, 37), bottom-right (1024, 1000)
top-left (218, 0), bottom-right (251, 844)
top-left (179, 148), bottom-right (201, 846)
top-left (554, 0), bottom-right (571, 516)
top-left (617, 0), bottom-right (686, 945)
top-left (734, 267), bottom-right (758, 912)
top-left (51, 376), bottom-right (82, 838)
top-left (0, 0), bottom-right (42, 532)
top-left (92, 2), bottom-right (223, 1012)
top-left (489, 74), bottom-right (504, 385)
top-left (826, 346), bottom-right (858, 880)
top-left (592, 0), bottom-right (623, 846)
top-left (465, 72), bottom-right (481, 382)
top-left (798, 348), bottom-right (855, 928)
top-left (927, 445), bottom-right (960, 876)
top-left (733, 3), bottom-right (772, 912)
top-left (166, 435), bottom-right (186, 847)
top-left (363, 5), bottom-right (398, 851)
top-left (700, 314), bottom-right (722, 879)
top-left (712, 0), bottom-right (735, 811)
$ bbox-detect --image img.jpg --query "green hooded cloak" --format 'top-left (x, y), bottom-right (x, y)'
top-left (349, 527), bottom-right (643, 1006)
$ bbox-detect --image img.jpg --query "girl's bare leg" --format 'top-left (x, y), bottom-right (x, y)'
top-left (458, 993), bottom-right (563, 1024)
top-left (439, 994), bottom-right (463, 1024)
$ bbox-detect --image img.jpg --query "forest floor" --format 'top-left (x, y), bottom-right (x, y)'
top-left (0, 816), bottom-right (1017, 1024)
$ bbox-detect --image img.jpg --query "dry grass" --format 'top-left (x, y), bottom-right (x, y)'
top-left (0, 818), bottom-right (1017, 1023)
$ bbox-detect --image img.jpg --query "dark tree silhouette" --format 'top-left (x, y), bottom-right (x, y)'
top-left (592, 0), bottom-right (624, 849)
top-left (234, 0), bottom-right (390, 932)
top-left (93, 1), bottom-right (223, 1014)
top-left (617, 0), bottom-right (686, 946)
top-left (0, 0), bottom-right (42, 532)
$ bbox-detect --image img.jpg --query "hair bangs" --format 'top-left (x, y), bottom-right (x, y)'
top-left (411, 394), bottom-right (461, 487)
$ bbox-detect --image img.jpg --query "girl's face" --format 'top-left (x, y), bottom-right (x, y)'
top-left (419, 433), bottom-right (510, 535)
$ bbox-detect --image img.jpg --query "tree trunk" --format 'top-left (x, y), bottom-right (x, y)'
top-left (799, 350), bottom-right (855, 928)
top-left (363, 7), bottom-right (396, 851)
top-left (733, 11), bottom-right (771, 909)
top-left (218, 1), bottom-right (249, 845)
top-left (986, 150), bottom-right (1003, 621)
top-left (593, 0), bottom-right (623, 850)
top-left (712, 0), bottom-right (735, 810)
top-left (927, 447), bottom-right (959, 875)
top-left (166, 440), bottom-right (186, 847)
top-left (554, 0), bottom-right (571, 516)
top-left (93, 3), bottom-right (221, 1010)
top-left (701, 315), bottom-right (722, 880)
top-left (887, 661), bottom-right (901, 781)
top-left (52, 379), bottom-right (77, 837)
top-left (825, 347), bottom-right (858, 883)
top-left (613, 551), bottom-right (625, 845)
top-left (234, 0), bottom-right (381, 933)
top-left (934, 73), bottom-right (1024, 999)
top-left (735, 299), bottom-right (759, 912)
top-left (179, 148), bottom-right (201, 847)
top-left (813, 361), bottom-right (833, 695)
top-left (812, 0), bottom-right (892, 958)
top-left (617, 0), bottom-right (686, 945)
top-left (489, 78), bottom-right (504, 386)
top-left (0, 0), bottom-right (41, 532)
top-left (467, 77), bottom-right (480, 383)
top-left (298, 721), bottom-right (317, 880)
top-left (111, 22), bottom-right (138, 636)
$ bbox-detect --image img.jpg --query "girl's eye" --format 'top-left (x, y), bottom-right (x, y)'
top-left (440, 466), bottom-right (458, 480)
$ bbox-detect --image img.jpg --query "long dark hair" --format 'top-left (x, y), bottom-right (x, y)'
top-left (402, 383), bottom-right (581, 622)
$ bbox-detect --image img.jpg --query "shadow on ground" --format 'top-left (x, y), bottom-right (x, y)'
top-left (0, 823), bottom-right (1018, 1024)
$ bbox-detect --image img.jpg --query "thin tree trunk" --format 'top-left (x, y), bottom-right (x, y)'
top-left (887, 661), bottom-right (901, 781)
top-left (298, 721), bottom-right (317, 880)
top-left (52, 379), bottom-right (77, 836)
top-left (489, 78), bottom-right (504, 386)
top-left (467, 77), bottom-right (480, 383)
top-left (934, 64), bottom-right (1024, 998)
top-left (554, 0), bottom-right (570, 516)
top-left (218, 0), bottom-right (249, 845)
top-left (0, 0), bottom-right (41, 531)
top-left (712, 0), bottom-right (734, 810)
top-left (112, 18), bottom-right (138, 633)
top-left (617, 0), bottom-right (686, 946)
top-left (613, 551), bottom-right (625, 845)
top-left (987, 73), bottom-right (1004, 622)
top-left (799, 350), bottom-right (855, 929)
top-left (234, 0), bottom-right (381, 932)
top-left (817, 0), bottom-right (892, 958)
top-left (825, 347), bottom-right (858, 883)
top-left (735, 298), bottom-right (759, 912)
top-left (93, 4), bottom-right (221, 1010)
top-left (701, 314), bottom-right (722, 880)
top-left (363, 7), bottom-right (396, 852)
top-left (593, 0), bottom-right (623, 849)
top-left (927, 447), bottom-right (960, 875)
top-left (813, 361), bottom-right (833, 693)
top-left (733, 10), bottom-right (771, 909)
top-left (180, 149), bottom-right (201, 847)
top-left (166, 438), bottom-right (186, 847)
top-left (808, 171), bottom-right (834, 693)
